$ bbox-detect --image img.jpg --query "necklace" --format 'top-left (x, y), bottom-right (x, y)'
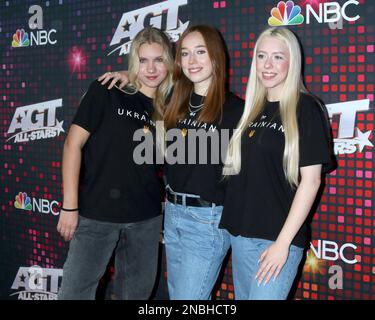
top-left (188, 91), bottom-right (204, 116)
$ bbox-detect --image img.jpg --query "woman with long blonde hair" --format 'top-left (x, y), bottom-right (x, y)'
top-left (57, 27), bottom-right (173, 299)
top-left (220, 27), bottom-right (334, 300)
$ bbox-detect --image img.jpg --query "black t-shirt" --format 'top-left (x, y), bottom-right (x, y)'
top-left (72, 80), bottom-right (162, 223)
top-left (219, 93), bottom-right (334, 247)
top-left (165, 92), bottom-right (244, 205)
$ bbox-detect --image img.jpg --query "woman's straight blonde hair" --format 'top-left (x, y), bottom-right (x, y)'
top-left (127, 27), bottom-right (174, 121)
top-left (223, 27), bottom-right (308, 187)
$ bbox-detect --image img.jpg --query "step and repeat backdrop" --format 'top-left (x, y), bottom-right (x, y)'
top-left (0, 0), bottom-right (374, 300)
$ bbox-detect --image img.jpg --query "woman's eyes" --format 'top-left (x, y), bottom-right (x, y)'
top-left (139, 58), bottom-right (164, 63)
top-left (257, 54), bottom-right (284, 61)
top-left (181, 50), bottom-right (207, 57)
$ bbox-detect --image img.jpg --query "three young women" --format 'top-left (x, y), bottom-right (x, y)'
top-left (98, 26), bottom-right (333, 301)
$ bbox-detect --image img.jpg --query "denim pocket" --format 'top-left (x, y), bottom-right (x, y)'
top-left (165, 201), bottom-right (179, 226)
top-left (186, 206), bottom-right (223, 225)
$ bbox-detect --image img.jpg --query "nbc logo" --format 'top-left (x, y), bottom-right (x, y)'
top-left (268, 1), bottom-right (304, 26)
top-left (12, 29), bottom-right (30, 47)
top-left (268, 0), bottom-right (360, 27)
top-left (11, 5), bottom-right (57, 49)
top-left (14, 192), bottom-right (60, 216)
top-left (14, 192), bottom-right (32, 210)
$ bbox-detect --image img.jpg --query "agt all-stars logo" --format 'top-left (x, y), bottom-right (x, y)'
top-left (6, 99), bottom-right (64, 143)
top-left (326, 99), bottom-right (373, 155)
top-left (268, 1), bottom-right (360, 28)
top-left (109, 0), bottom-right (189, 56)
top-left (10, 266), bottom-right (62, 300)
top-left (14, 192), bottom-right (60, 216)
top-left (12, 5), bottom-right (57, 48)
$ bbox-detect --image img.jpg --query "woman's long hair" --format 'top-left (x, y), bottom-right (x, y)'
top-left (164, 25), bottom-right (226, 128)
top-left (223, 27), bottom-right (308, 187)
top-left (127, 27), bottom-right (174, 121)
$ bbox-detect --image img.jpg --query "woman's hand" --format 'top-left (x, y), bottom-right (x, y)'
top-left (98, 71), bottom-right (129, 89)
top-left (255, 241), bottom-right (290, 285)
top-left (57, 211), bottom-right (79, 241)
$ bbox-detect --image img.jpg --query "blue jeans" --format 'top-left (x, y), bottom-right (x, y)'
top-left (58, 215), bottom-right (162, 300)
top-left (230, 235), bottom-right (304, 300)
top-left (164, 196), bottom-right (230, 300)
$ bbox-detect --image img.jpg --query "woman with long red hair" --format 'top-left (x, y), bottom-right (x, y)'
top-left (162, 25), bottom-right (243, 300)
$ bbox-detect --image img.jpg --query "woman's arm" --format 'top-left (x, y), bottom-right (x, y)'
top-left (57, 124), bottom-right (90, 241)
top-left (255, 164), bottom-right (322, 285)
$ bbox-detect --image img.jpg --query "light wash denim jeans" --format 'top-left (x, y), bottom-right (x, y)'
top-left (58, 215), bottom-right (162, 300)
top-left (230, 235), bottom-right (304, 300)
top-left (164, 193), bottom-right (230, 300)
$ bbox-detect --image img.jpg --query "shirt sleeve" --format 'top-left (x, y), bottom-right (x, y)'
top-left (298, 94), bottom-right (335, 173)
top-left (72, 80), bottom-right (108, 133)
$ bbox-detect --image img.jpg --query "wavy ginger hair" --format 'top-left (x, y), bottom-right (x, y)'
top-left (164, 25), bottom-right (226, 128)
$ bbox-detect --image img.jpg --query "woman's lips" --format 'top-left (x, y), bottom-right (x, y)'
top-left (146, 75), bottom-right (158, 80)
top-left (262, 72), bottom-right (277, 80)
top-left (188, 67), bottom-right (203, 74)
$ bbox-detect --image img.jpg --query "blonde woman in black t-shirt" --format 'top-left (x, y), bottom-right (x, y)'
top-left (221, 27), bottom-right (334, 299)
top-left (56, 27), bottom-right (173, 300)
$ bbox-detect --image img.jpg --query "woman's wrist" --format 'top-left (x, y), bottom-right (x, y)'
top-left (60, 207), bottom-right (79, 212)
top-left (275, 236), bottom-right (292, 247)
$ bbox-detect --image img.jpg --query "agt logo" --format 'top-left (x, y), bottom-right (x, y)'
top-left (109, 0), bottom-right (189, 56)
top-left (6, 99), bottom-right (65, 143)
top-left (10, 266), bottom-right (63, 300)
top-left (14, 192), bottom-right (60, 216)
top-left (326, 99), bottom-right (373, 155)
top-left (12, 5), bottom-right (57, 48)
top-left (268, 0), bottom-right (360, 28)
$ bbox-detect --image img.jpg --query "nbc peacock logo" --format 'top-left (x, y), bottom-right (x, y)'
top-left (14, 192), bottom-right (32, 210)
top-left (12, 29), bottom-right (30, 47)
top-left (268, 1), bottom-right (304, 26)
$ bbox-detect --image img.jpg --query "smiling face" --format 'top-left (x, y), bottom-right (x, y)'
top-left (256, 36), bottom-right (290, 101)
top-left (137, 42), bottom-right (168, 98)
top-left (180, 31), bottom-right (214, 95)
